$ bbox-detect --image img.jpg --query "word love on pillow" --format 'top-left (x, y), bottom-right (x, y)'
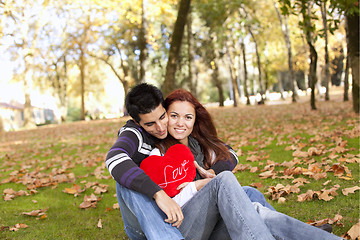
top-left (140, 144), bottom-right (196, 197)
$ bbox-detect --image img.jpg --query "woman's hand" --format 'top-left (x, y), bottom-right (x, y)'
top-left (194, 178), bottom-right (211, 191)
top-left (194, 161), bottom-right (216, 178)
top-left (177, 179), bottom-right (211, 192)
top-left (176, 182), bottom-right (190, 191)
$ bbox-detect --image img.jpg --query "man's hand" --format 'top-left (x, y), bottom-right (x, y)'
top-left (194, 161), bottom-right (216, 178)
top-left (153, 190), bottom-right (184, 228)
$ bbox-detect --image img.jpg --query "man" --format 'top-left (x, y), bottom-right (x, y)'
top-left (106, 83), bottom-right (184, 239)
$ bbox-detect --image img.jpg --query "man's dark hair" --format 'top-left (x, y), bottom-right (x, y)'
top-left (125, 83), bottom-right (164, 123)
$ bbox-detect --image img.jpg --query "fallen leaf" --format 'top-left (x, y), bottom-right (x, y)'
top-left (79, 193), bottom-right (100, 209)
top-left (250, 182), bottom-right (263, 189)
top-left (97, 219), bottom-right (102, 228)
top-left (343, 221), bottom-right (360, 239)
top-left (342, 186), bottom-right (360, 196)
top-left (259, 169), bottom-right (278, 179)
top-left (318, 190), bottom-right (333, 201)
top-left (22, 208), bottom-right (48, 217)
top-left (312, 172), bottom-right (327, 180)
top-left (9, 223), bottom-right (28, 231)
top-left (246, 155), bottom-right (261, 162)
top-left (63, 184), bottom-right (85, 195)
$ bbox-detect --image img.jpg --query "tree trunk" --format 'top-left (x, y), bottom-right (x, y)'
top-left (186, 7), bottom-right (196, 96)
top-left (80, 47), bottom-right (86, 120)
top-left (248, 27), bottom-right (265, 103)
top-left (303, 2), bottom-right (317, 110)
top-left (212, 62), bottom-right (224, 107)
top-left (241, 42), bottom-right (250, 105)
top-left (344, 17), bottom-right (350, 101)
top-left (162, 0), bottom-right (191, 97)
top-left (321, 0), bottom-right (330, 101)
top-left (23, 64), bottom-right (36, 129)
top-left (225, 43), bottom-right (239, 107)
top-left (277, 72), bottom-right (285, 100)
top-left (138, 0), bottom-right (147, 84)
top-left (274, 2), bottom-right (297, 102)
top-left (52, 55), bottom-right (68, 123)
top-left (346, 12), bottom-right (359, 113)
top-left (237, 53), bottom-right (244, 98)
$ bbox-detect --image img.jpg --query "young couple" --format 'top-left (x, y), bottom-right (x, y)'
top-left (105, 83), bottom-right (342, 240)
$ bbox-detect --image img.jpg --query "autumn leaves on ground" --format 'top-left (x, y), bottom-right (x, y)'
top-left (0, 95), bottom-right (359, 239)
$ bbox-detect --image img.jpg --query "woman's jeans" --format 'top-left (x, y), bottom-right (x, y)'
top-left (116, 171), bottom-right (343, 240)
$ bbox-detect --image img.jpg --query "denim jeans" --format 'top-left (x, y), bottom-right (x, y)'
top-left (117, 172), bottom-right (343, 240)
top-left (116, 178), bottom-right (273, 239)
top-left (178, 172), bottom-right (342, 240)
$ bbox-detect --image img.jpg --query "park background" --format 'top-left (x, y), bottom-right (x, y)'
top-left (0, 0), bottom-right (359, 239)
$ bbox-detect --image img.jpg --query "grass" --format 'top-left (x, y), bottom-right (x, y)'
top-left (0, 95), bottom-right (359, 239)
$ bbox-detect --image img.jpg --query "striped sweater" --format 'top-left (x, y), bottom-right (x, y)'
top-left (105, 120), bottom-right (162, 198)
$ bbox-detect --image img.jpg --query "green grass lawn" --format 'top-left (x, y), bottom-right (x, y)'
top-left (0, 98), bottom-right (359, 239)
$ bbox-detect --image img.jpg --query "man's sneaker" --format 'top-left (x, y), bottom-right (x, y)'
top-left (315, 224), bottom-right (333, 233)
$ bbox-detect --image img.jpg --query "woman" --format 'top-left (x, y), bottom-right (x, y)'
top-left (149, 89), bottom-right (342, 240)
top-left (151, 89), bottom-right (274, 209)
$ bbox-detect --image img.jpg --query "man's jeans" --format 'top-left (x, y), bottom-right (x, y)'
top-left (116, 172), bottom-right (342, 240)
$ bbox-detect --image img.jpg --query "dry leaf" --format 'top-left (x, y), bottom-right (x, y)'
top-left (343, 221), bottom-right (360, 240)
top-left (318, 191), bottom-right (333, 201)
top-left (9, 223), bottom-right (28, 231)
top-left (22, 208), bottom-right (48, 217)
top-left (63, 184), bottom-right (85, 195)
top-left (79, 193), bottom-right (100, 209)
top-left (342, 186), bottom-right (360, 196)
top-left (97, 219), bottom-right (102, 228)
top-left (259, 170), bottom-right (276, 179)
top-left (250, 182), bottom-right (263, 189)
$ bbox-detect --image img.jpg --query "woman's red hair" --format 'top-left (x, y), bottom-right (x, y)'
top-left (161, 89), bottom-right (230, 168)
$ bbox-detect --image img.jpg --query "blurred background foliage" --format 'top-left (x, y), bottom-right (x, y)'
top-left (0, 0), bottom-right (358, 130)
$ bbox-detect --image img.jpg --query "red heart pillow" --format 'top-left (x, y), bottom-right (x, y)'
top-left (140, 144), bottom-right (196, 197)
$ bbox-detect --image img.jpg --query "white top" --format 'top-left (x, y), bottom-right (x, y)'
top-left (149, 148), bottom-right (197, 207)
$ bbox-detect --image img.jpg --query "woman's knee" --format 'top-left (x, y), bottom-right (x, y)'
top-left (216, 171), bottom-right (240, 185)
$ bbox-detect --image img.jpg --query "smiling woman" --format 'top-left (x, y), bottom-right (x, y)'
top-left (167, 101), bottom-right (196, 146)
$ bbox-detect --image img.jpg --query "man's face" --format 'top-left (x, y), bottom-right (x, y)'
top-left (138, 104), bottom-right (168, 139)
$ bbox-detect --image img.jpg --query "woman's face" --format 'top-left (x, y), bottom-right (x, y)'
top-left (167, 100), bottom-right (196, 146)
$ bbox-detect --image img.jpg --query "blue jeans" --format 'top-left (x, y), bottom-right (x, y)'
top-left (116, 179), bottom-right (273, 239)
top-left (117, 172), bottom-right (342, 240)
top-left (179, 172), bottom-right (342, 240)
top-left (116, 183), bottom-right (183, 240)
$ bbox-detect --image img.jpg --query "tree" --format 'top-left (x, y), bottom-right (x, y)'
top-left (186, 7), bottom-right (196, 95)
top-left (274, 1), bottom-right (297, 102)
top-left (343, 17), bottom-right (350, 101)
top-left (241, 40), bottom-right (251, 105)
top-left (330, 0), bottom-right (359, 112)
top-left (224, 40), bottom-right (240, 107)
top-left (2, 0), bottom-right (50, 128)
top-left (346, 10), bottom-right (359, 113)
top-left (162, 0), bottom-right (191, 97)
top-left (320, 0), bottom-right (330, 101)
top-left (279, 0), bottom-right (319, 110)
top-left (138, 0), bottom-right (148, 83)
